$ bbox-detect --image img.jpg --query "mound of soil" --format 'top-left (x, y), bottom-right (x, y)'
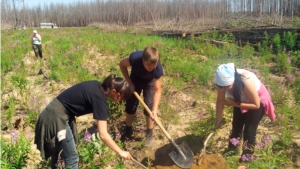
top-left (151, 152), bottom-right (229, 169)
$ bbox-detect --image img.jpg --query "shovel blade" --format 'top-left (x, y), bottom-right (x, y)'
top-left (168, 141), bottom-right (194, 169)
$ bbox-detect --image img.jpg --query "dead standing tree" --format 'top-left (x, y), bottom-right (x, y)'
top-left (1, 0), bottom-right (300, 28)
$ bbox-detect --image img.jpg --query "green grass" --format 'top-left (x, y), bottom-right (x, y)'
top-left (1, 27), bottom-right (300, 169)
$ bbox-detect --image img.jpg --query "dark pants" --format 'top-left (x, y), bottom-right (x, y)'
top-left (33, 44), bottom-right (43, 58)
top-left (229, 105), bottom-right (264, 154)
top-left (50, 121), bottom-right (79, 169)
top-left (125, 79), bottom-right (154, 116)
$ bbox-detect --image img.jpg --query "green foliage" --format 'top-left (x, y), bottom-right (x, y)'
top-left (282, 31), bottom-right (297, 50)
top-left (11, 74), bottom-right (28, 91)
top-left (1, 132), bottom-right (31, 169)
top-left (272, 33), bottom-right (282, 53)
top-left (77, 132), bottom-right (121, 168)
top-left (293, 77), bottom-right (300, 104)
top-left (3, 97), bottom-right (17, 127)
top-left (257, 42), bottom-right (273, 63)
top-left (290, 50), bottom-right (300, 68)
top-left (49, 71), bottom-right (60, 81)
top-left (239, 44), bottom-right (255, 59)
top-left (274, 52), bottom-right (291, 74)
top-left (292, 17), bottom-right (300, 27)
top-left (1, 27), bottom-right (300, 169)
top-left (188, 104), bottom-right (215, 140)
top-left (107, 99), bottom-right (124, 123)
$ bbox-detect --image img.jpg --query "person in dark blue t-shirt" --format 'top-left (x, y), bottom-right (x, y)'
top-left (119, 47), bottom-right (163, 145)
top-left (34, 74), bottom-right (134, 169)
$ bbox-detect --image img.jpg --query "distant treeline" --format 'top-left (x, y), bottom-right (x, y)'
top-left (1, 0), bottom-right (300, 28)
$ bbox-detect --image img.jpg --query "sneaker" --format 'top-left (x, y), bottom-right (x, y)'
top-left (144, 135), bottom-right (153, 146)
top-left (121, 126), bottom-right (133, 142)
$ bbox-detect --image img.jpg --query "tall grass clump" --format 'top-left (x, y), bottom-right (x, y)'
top-left (1, 132), bottom-right (31, 169)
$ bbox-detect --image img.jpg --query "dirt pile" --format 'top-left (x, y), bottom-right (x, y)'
top-left (150, 153), bottom-right (229, 169)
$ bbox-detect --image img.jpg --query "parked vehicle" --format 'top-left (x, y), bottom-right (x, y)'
top-left (40, 23), bottom-right (58, 29)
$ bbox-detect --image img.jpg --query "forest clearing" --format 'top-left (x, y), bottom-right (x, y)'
top-left (1, 0), bottom-right (300, 169)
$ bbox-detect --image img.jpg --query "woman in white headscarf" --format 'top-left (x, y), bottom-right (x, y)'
top-left (214, 63), bottom-right (275, 162)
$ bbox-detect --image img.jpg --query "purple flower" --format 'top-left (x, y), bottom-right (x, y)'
top-left (193, 78), bottom-right (197, 84)
top-left (11, 131), bottom-right (16, 137)
top-left (256, 142), bottom-right (265, 148)
top-left (230, 137), bottom-right (240, 146)
top-left (137, 109), bottom-right (142, 116)
top-left (295, 71), bottom-right (300, 75)
top-left (115, 133), bottom-right (121, 140)
top-left (197, 111), bottom-right (204, 120)
top-left (184, 101), bottom-right (189, 107)
top-left (270, 44), bottom-right (273, 49)
top-left (140, 127), bottom-right (146, 132)
top-left (26, 133), bottom-right (33, 140)
top-left (110, 160), bottom-right (116, 165)
top-left (240, 154), bottom-right (254, 162)
top-left (11, 131), bottom-right (19, 144)
top-left (287, 57), bottom-right (291, 64)
top-left (286, 74), bottom-right (295, 82)
top-left (84, 130), bottom-right (92, 142)
top-left (57, 160), bottom-right (65, 168)
top-left (176, 73), bottom-right (180, 78)
top-left (263, 135), bottom-right (272, 145)
top-left (169, 92), bottom-right (176, 98)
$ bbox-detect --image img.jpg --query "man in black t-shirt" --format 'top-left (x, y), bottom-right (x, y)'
top-left (119, 47), bottom-right (163, 145)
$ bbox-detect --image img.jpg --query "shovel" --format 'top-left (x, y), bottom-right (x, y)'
top-left (132, 158), bottom-right (148, 169)
top-left (133, 92), bottom-right (194, 169)
top-left (197, 132), bottom-right (214, 165)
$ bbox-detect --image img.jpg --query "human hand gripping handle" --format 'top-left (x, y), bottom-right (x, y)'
top-left (118, 150), bottom-right (133, 160)
top-left (119, 150), bottom-right (148, 168)
top-left (150, 109), bottom-right (157, 120)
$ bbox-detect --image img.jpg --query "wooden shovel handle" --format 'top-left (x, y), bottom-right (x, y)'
top-left (133, 92), bottom-right (173, 141)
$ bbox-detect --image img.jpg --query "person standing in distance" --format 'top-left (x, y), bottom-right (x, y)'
top-left (119, 47), bottom-right (164, 145)
top-left (34, 74), bottom-right (133, 169)
top-left (31, 30), bottom-right (43, 59)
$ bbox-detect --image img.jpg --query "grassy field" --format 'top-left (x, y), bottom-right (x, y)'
top-left (1, 26), bottom-right (300, 169)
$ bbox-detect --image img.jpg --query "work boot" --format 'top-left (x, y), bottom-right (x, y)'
top-left (144, 135), bottom-right (153, 146)
top-left (144, 129), bottom-right (153, 146)
top-left (121, 126), bottom-right (133, 142)
top-left (223, 141), bottom-right (238, 156)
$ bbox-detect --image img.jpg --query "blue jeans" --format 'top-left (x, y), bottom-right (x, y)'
top-left (51, 121), bottom-right (79, 169)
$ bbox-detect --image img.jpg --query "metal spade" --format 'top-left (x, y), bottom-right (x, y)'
top-left (197, 132), bottom-right (214, 165)
top-left (134, 92), bottom-right (194, 169)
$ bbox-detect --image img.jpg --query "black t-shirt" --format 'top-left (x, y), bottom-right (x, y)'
top-left (129, 51), bottom-right (163, 83)
top-left (56, 80), bottom-right (108, 120)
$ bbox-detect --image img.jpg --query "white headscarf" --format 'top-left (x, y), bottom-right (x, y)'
top-left (215, 63), bottom-right (235, 86)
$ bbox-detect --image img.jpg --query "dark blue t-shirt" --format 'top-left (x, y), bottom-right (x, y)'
top-left (57, 80), bottom-right (108, 120)
top-left (129, 51), bottom-right (163, 83)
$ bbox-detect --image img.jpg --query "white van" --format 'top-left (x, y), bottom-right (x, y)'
top-left (40, 23), bottom-right (58, 29)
